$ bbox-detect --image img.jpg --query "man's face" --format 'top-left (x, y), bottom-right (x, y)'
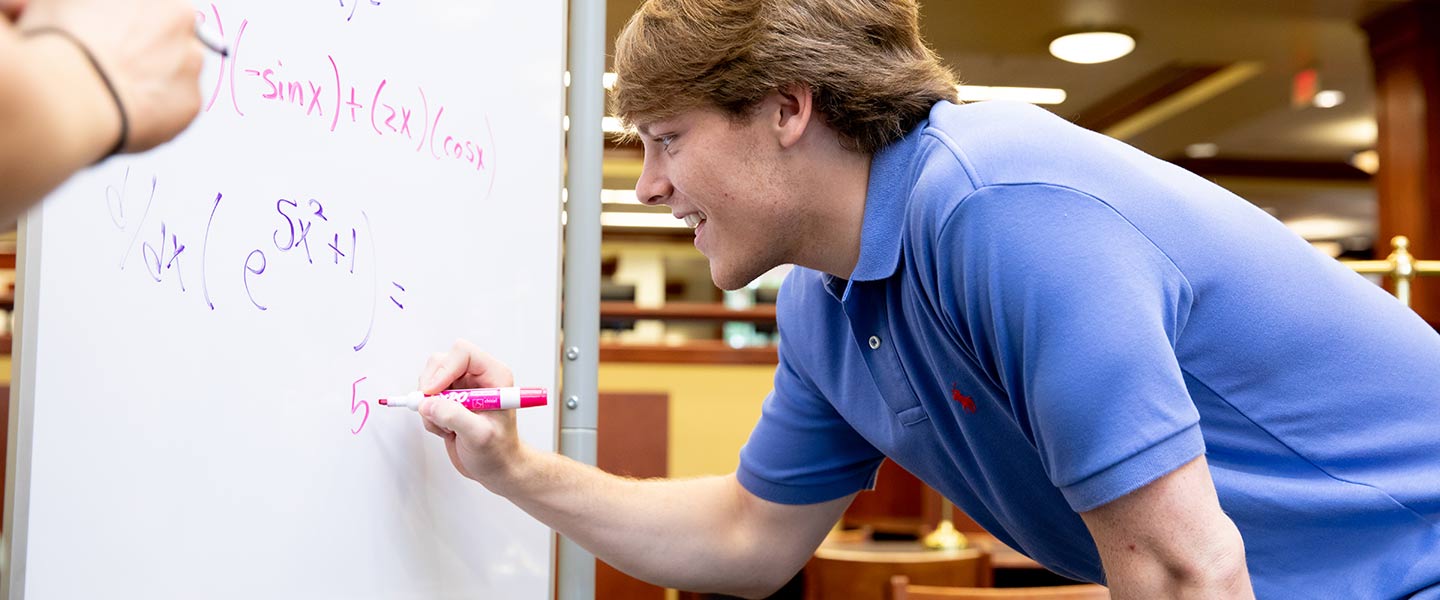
top-left (634, 104), bottom-right (801, 290)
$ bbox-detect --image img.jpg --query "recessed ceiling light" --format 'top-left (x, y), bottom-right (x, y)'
top-left (1049, 31), bottom-right (1136, 64)
top-left (1185, 143), bottom-right (1220, 159)
top-left (1313, 90), bottom-right (1346, 108)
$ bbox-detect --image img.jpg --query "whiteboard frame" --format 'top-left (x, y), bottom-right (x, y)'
top-left (558, 0), bottom-right (605, 598)
top-left (2, 208), bottom-right (44, 599)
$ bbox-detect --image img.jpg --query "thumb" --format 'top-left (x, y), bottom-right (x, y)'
top-left (420, 397), bottom-right (492, 442)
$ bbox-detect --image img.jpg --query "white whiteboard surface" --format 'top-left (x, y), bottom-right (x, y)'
top-left (4, 1), bottom-right (564, 598)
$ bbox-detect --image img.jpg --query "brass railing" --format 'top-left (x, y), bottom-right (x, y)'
top-left (1341, 235), bottom-right (1440, 307)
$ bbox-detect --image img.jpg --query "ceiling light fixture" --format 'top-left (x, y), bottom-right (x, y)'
top-left (958, 85), bottom-right (1067, 105)
top-left (1313, 90), bottom-right (1346, 108)
top-left (1049, 31), bottom-right (1136, 64)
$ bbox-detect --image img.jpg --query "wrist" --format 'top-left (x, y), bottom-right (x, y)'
top-left (21, 30), bottom-right (122, 164)
top-left (486, 441), bottom-right (543, 499)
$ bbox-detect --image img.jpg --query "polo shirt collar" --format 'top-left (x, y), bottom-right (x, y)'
top-left (822, 120), bottom-right (926, 298)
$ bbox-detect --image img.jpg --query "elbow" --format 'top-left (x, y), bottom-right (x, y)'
top-left (1141, 522), bottom-right (1252, 594)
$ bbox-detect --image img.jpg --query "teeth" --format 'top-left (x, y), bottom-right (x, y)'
top-left (683, 213), bottom-right (706, 228)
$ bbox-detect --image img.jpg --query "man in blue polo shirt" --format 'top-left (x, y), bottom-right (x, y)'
top-left (413, 1), bottom-right (1440, 597)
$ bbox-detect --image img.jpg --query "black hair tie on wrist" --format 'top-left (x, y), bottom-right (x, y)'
top-left (23, 26), bottom-right (128, 162)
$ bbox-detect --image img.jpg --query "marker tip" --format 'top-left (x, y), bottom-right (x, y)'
top-left (377, 398), bottom-right (389, 406)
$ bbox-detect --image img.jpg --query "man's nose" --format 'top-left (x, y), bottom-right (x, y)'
top-left (634, 160), bottom-right (672, 206)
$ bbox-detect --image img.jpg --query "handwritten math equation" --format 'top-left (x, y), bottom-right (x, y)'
top-left (105, 167), bottom-right (408, 357)
top-left (196, 3), bottom-right (496, 188)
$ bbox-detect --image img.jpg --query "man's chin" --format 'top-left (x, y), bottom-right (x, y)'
top-left (709, 264), bottom-right (757, 291)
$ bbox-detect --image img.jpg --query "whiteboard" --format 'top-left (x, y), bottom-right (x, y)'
top-left (3, 1), bottom-right (565, 598)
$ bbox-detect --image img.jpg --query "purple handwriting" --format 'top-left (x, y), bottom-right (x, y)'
top-left (339, 0), bottom-right (381, 23)
top-left (108, 169), bottom-right (201, 294)
top-left (104, 171), bottom-right (408, 352)
top-left (198, 4), bottom-right (496, 185)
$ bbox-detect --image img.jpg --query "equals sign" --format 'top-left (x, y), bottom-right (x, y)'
top-left (390, 282), bottom-right (406, 309)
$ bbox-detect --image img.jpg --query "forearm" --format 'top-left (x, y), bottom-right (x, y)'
top-left (0, 23), bottom-right (119, 222)
top-left (1082, 457), bottom-right (1255, 599)
top-left (495, 445), bottom-right (826, 597)
top-left (1098, 517), bottom-right (1254, 599)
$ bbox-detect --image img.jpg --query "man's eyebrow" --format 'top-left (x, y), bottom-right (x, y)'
top-left (636, 124), bottom-right (653, 137)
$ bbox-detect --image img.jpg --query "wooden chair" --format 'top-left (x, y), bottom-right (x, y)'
top-left (804, 542), bottom-right (991, 600)
top-left (888, 575), bottom-right (1109, 600)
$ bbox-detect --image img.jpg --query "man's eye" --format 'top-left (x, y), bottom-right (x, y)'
top-left (657, 135), bottom-right (675, 148)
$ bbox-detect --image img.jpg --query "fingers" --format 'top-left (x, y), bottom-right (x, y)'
top-left (421, 412), bottom-right (451, 438)
top-left (418, 339), bottom-right (514, 394)
top-left (419, 395), bottom-right (493, 444)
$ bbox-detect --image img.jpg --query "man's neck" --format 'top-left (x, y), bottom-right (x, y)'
top-left (788, 144), bottom-right (871, 280)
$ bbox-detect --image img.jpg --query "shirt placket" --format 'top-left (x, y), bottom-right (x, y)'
top-left (843, 283), bottom-right (927, 425)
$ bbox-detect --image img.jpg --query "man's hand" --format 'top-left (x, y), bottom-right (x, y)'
top-left (1080, 457), bottom-right (1254, 599)
top-left (415, 339), bottom-right (529, 492)
top-left (18, 0), bottom-right (202, 153)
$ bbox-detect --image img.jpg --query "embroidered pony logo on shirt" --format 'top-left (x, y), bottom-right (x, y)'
top-left (950, 382), bottom-right (977, 414)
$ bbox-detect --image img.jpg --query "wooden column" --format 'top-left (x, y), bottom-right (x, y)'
top-left (1364, 1), bottom-right (1440, 323)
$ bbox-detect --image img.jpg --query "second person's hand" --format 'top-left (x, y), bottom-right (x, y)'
top-left (18, 0), bottom-right (203, 154)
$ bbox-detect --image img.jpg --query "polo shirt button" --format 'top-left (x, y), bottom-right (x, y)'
top-left (868, 335), bottom-right (881, 350)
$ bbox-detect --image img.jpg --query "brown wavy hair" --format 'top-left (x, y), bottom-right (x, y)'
top-left (612, 0), bottom-right (959, 154)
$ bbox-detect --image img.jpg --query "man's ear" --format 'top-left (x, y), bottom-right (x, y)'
top-left (770, 83), bottom-right (814, 149)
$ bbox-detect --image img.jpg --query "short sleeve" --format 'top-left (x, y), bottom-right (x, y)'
top-left (737, 301), bottom-right (886, 505)
top-left (940, 183), bottom-right (1203, 512)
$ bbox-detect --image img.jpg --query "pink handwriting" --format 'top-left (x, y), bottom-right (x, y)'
top-left (351, 376), bottom-right (370, 434)
top-left (203, 4), bottom-right (495, 186)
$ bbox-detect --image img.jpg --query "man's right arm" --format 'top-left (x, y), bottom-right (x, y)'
top-left (416, 340), bottom-right (854, 599)
top-left (504, 450), bottom-right (853, 598)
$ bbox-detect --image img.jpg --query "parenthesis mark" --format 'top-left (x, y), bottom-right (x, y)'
top-left (352, 211), bottom-right (377, 352)
top-left (415, 87), bottom-right (429, 153)
top-left (429, 106), bottom-right (445, 159)
top-left (350, 376), bottom-right (369, 435)
top-left (204, 4), bottom-right (226, 113)
top-left (370, 79), bottom-right (387, 135)
top-left (228, 19), bottom-right (249, 117)
top-left (329, 55), bottom-right (341, 132)
top-left (484, 115), bottom-right (498, 201)
top-left (202, 193), bottom-right (221, 310)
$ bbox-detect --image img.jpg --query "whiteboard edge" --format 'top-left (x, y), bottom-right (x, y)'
top-left (3, 205), bottom-right (45, 600)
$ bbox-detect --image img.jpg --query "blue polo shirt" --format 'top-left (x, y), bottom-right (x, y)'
top-left (737, 100), bottom-right (1440, 598)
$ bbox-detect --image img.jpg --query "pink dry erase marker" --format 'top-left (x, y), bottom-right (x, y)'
top-left (377, 387), bottom-right (547, 411)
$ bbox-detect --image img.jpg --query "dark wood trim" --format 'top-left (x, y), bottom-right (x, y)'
top-left (599, 228), bottom-right (698, 243)
top-left (600, 301), bottom-right (776, 323)
top-left (1072, 63), bottom-right (1227, 132)
top-left (600, 340), bottom-right (778, 365)
top-left (1364, 0), bottom-right (1440, 322)
top-left (1169, 157), bottom-right (1373, 181)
